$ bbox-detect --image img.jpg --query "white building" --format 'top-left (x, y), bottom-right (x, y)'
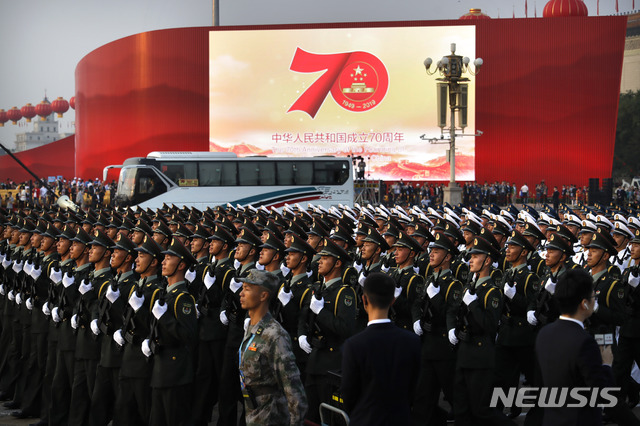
top-left (14, 107), bottom-right (72, 152)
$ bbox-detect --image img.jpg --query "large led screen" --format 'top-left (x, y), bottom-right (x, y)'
top-left (209, 25), bottom-right (476, 181)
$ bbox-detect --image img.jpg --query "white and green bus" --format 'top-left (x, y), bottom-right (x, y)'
top-left (105, 152), bottom-right (354, 210)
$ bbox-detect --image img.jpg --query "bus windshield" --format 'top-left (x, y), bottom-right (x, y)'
top-left (116, 167), bottom-right (168, 206)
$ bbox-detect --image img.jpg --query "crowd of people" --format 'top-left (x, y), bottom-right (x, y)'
top-left (1, 184), bottom-right (640, 425)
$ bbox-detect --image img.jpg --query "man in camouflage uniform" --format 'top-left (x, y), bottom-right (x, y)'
top-left (238, 269), bottom-right (307, 425)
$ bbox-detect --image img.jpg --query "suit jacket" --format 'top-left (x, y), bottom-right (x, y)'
top-left (340, 321), bottom-right (421, 426)
top-left (536, 318), bottom-right (614, 426)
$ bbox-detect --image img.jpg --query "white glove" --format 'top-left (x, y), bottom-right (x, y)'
top-left (413, 320), bottom-right (423, 336)
top-left (219, 310), bottom-right (229, 325)
top-left (0, 284), bottom-right (4, 295)
top-left (50, 268), bottom-right (63, 284)
top-left (298, 335), bottom-right (312, 354)
top-left (280, 264), bottom-right (290, 276)
top-left (42, 302), bottom-right (51, 316)
top-left (152, 300), bottom-right (168, 320)
top-left (504, 284), bottom-right (516, 300)
top-left (204, 272), bottom-right (216, 289)
top-left (243, 317), bottom-right (251, 331)
top-left (234, 259), bottom-right (241, 269)
top-left (62, 273), bottom-right (75, 288)
top-left (394, 286), bottom-right (402, 299)
top-left (426, 283), bottom-right (440, 299)
top-left (26, 297), bottom-right (33, 310)
top-left (594, 300), bottom-right (599, 313)
top-left (310, 297), bottom-right (324, 315)
top-left (106, 286), bottom-right (120, 303)
top-left (354, 262), bottom-right (363, 273)
top-left (31, 266), bottom-right (42, 280)
top-left (2, 258), bottom-right (12, 269)
top-left (8, 290), bottom-right (15, 301)
top-left (78, 279), bottom-right (92, 295)
top-left (492, 261), bottom-right (500, 269)
top-left (278, 288), bottom-right (293, 306)
top-left (71, 314), bottom-right (78, 329)
top-left (413, 266), bottom-right (420, 275)
top-left (113, 329), bottom-right (125, 346)
top-left (141, 339), bottom-right (152, 357)
top-left (255, 262), bottom-right (265, 271)
top-left (12, 261), bottom-right (23, 273)
top-left (52, 307), bottom-right (61, 322)
top-left (463, 291), bottom-right (478, 306)
top-left (195, 304), bottom-right (201, 319)
top-left (306, 271), bottom-right (313, 278)
top-left (448, 328), bottom-right (459, 345)
top-left (229, 278), bottom-right (242, 293)
top-left (24, 261), bottom-right (33, 275)
top-left (527, 310), bottom-right (538, 326)
top-left (185, 268), bottom-right (196, 283)
top-left (629, 272), bottom-right (640, 288)
top-left (91, 319), bottom-right (100, 335)
top-left (128, 292), bottom-right (144, 311)
top-left (358, 272), bottom-right (366, 287)
top-left (15, 292), bottom-right (22, 305)
top-left (544, 277), bottom-right (556, 295)
top-left (381, 265), bottom-right (390, 273)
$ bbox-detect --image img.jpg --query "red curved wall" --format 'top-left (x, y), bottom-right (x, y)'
top-left (74, 18), bottom-right (627, 190)
top-left (0, 135), bottom-right (75, 182)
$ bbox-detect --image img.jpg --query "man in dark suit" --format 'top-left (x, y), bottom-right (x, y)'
top-left (536, 268), bottom-right (615, 426)
top-left (340, 272), bottom-right (421, 426)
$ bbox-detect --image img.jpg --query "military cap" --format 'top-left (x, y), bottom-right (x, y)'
top-left (491, 218), bottom-right (512, 237)
top-left (355, 222), bottom-right (371, 236)
top-left (153, 221), bottom-right (172, 238)
top-left (94, 215), bottom-right (110, 228)
top-left (431, 232), bottom-right (459, 256)
top-left (554, 224), bottom-right (579, 244)
top-left (546, 233), bottom-right (574, 256)
top-left (263, 221), bottom-right (284, 241)
top-left (412, 223), bottom-right (435, 242)
top-left (612, 221), bottom-right (634, 240)
top-left (468, 236), bottom-right (500, 260)
top-left (191, 224), bottom-right (212, 240)
top-left (42, 222), bottom-right (61, 239)
top-left (393, 231), bottom-right (424, 253)
top-left (285, 234), bottom-right (316, 258)
top-left (443, 222), bottom-right (465, 246)
top-left (118, 217), bottom-right (135, 232)
top-left (237, 269), bottom-right (279, 295)
top-left (132, 219), bottom-right (153, 236)
top-left (631, 228), bottom-right (640, 245)
top-left (135, 234), bottom-right (164, 259)
top-left (201, 217), bottom-right (216, 232)
top-left (260, 230), bottom-right (286, 253)
top-left (595, 215), bottom-right (614, 231)
top-left (168, 213), bottom-right (185, 225)
top-left (162, 237), bottom-right (197, 265)
top-left (59, 225), bottom-right (76, 240)
top-left (359, 214), bottom-right (378, 229)
top-left (506, 230), bottom-right (536, 252)
top-left (173, 224), bottom-right (192, 239)
top-left (90, 229), bottom-right (115, 248)
top-left (209, 225), bottom-right (236, 245)
top-left (235, 227), bottom-right (262, 247)
top-left (382, 223), bottom-right (400, 239)
top-left (586, 229), bottom-right (618, 256)
top-left (479, 227), bottom-right (502, 252)
top-left (318, 237), bottom-right (352, 264)
top-left (81, 211), bottom-right (98, 225)
top-left (362, 226), bottom-right (390, 252)
top-left (431, 219), bottom-right (447, 232)
top-left (462, 219), bottom-right (482, 235)
top-left (71, 227), bottom-right (93, 245)
top-left (329, 225), bottom-right (356, 246)
top-left (112, 232), bottom-right (137, 254)
top-left (628, 217), bottom-right (640, 232)
top-left (19, 219), bottom-right (36, 233)
top-left (522, 222), bottom-right (546, 241)
top-left (579, 219), bottom-right (597, 235)
top-left (240, 218), bottom-right (261, 237)
top-left (284, 222), bottom-right (308, 240)
top-left (308, 220), bottom-right (329, 238)
top-left (107, 214), bottom-right (123, 229)
top-left (34, 220), bottom-right (48, 235)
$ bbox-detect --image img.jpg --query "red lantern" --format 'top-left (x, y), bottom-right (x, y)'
top-left (35, 99), bottom-right (52, 121)
top-left (6, 107), bottom-right (22, 125)
top-left (21, 103), bottom-right (37, 122)
top-left (0, 109), bottom-right (7, 127)
top-left (459, 8), bottom-right (492, 19)
top-left (51, 97), bottom-right (69, 118)
top-left (543, 0), bottom-right (588, 17)
top-left (69, 96), bottom-right (75, 110)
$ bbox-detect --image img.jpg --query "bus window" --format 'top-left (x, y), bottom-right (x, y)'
top-left (277, 162), bottom-right (294, 185)
top-left (199, 161), bottom-right (223, 186)
top-left (160, 162), bottom-right (197, 185)
top-left (137, 168), bottom-right (167, 197)
top-left (313, 161), bottom-right (349, 185)
top-left (293, 162), bottom-right (313, 185)
top-left (259, 162), bottom-right (276, 186)
top-left (238, 162), bottom-right (260, 186)
top-left (221, 162), bottom-right (237, 186)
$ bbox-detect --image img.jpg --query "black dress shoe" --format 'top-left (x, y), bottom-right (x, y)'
top-left (0, 391), bottom-right (12, 401)
top-left (11, 410), bottom-right (33, 419)
top-left (3, 400), bottom-right (19, 409)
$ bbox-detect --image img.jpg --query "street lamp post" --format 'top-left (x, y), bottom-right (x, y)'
top-left (424, 43), bottom-right (482, 205)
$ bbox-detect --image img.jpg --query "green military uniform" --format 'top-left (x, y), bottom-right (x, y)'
top-left (239, 312), bottom-right (307, 425)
